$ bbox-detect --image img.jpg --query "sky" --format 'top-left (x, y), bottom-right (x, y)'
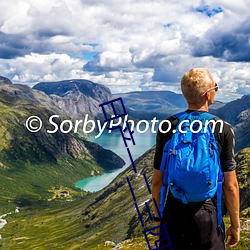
top-left (0, 0), bottom-right (249, 102)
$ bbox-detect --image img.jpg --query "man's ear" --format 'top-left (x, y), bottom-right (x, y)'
top-left (204, 92), bottom-right (209, 100)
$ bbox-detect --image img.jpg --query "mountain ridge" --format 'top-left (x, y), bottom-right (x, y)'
top-left (0, 76), bottom-right (12, 85)
top-left (33, 79), bottom-right (112, 121)
top-left (213, 94), bottom-right (250, 152)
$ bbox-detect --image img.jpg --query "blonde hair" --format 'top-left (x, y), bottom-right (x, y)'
top-left (181, 68), bottom-right (214, 104)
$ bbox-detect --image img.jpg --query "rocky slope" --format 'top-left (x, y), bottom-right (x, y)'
top-left (210, 94), bottom-right (250, 152)
top-left (235, 148), bottom-right (250, 214)
top-left (33, 79), bottom-right (114, 121)
top-left (78, 147), bottom-right (250, 248)
top-left (213, 94), bottom-right (250, 126)
top-left (234, 108), bottom-right (250, 152)
top-left (0, 76), bottom-right (248, 249)
top-left (0, 76), bottom-right (12, 85)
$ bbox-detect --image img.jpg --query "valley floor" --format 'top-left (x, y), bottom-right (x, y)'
top-left (0, 198), bottom-right (249, 250)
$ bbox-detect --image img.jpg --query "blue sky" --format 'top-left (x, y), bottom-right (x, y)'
top-left (0, 0), bottom-right (249, 102)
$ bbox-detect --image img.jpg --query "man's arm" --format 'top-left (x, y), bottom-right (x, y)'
top-left (152, 169), bottom-right (163, 219)
top-left (152, 117), bottom-right (176, 226)
top-left (223, 170), bottom-right (240, 248)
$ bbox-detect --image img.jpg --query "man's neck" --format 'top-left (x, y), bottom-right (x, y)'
top-left (187, 103), bottom-right (209, 112)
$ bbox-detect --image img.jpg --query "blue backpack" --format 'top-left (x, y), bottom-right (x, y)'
top-left (159, 111), bottom-right (223, 228)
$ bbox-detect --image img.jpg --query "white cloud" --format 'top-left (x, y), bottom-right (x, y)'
top-left (0, 0), bottom-right (249, 101)
top-left (0, 53), bottom-right (87, 85)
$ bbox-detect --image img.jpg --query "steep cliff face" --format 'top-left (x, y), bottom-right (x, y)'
top-left (33, 79), bottom-right (113, 121)
top-left (234, 109), bottom-right (250, 152)
top-left (214, 94), bottom-right (250, 125)
top-left (235, 148), bottom-right (250, 214)
top-left (210, 95), bottom-right (250, 152)
top-left (33, 79), bottom-right (228, 122)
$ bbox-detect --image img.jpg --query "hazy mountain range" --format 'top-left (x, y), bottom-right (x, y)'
top-left (32, 79), bottom-right (226, 121)
top-left (114, 91), bottom-right (225, 120)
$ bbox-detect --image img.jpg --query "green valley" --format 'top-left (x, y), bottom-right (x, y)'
top-left (0, 82), bottom-right (124, 214)
top-left (0, 147), bottom-right (249, 249)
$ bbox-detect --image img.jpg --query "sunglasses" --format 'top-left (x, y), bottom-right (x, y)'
top-left (203, 83), bottom-right (218, 95)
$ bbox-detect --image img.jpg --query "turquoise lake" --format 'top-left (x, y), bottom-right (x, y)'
top-left (75, 129), bottom-right (156, 192)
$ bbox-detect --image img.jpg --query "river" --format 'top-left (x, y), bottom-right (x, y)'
top-left (75, 128), bottom-right (156, 192)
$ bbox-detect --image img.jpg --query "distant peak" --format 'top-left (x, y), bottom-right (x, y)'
top-left (32, 79), bottom-right (111, 101)
top-left (0, 76), bottom-right (12, 85)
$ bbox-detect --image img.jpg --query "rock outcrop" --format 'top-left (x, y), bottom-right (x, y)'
top-left (0, 76), bottom-right (12, 85)
top-left (33, 79), bottom-right (113, 121)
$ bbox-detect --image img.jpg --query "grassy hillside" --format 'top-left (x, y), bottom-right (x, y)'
top-left (1, 147), bottom-right (249, 249)
top-left (235, 148), bottom-right (250, 214)
top-left (0, 147), bottom-right (155, 249)
top-left (0, 84), bottom-right (124, 213)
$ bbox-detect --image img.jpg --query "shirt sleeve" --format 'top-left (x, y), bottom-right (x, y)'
top-left (219, 122), bottom-right (237, 172)
top-left (153, 116), bottom-right (178, 170)
top-left (153, 129), bottom-right (165, 170)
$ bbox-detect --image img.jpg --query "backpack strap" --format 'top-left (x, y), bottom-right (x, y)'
top-left (200, 112), bottom-right (217, 120)
top-left (217, 169), bottom-right (223, 231)
top-left (201, 112), bottom-right (223, 230)
top-left (174, 111), bottom-right (189, 122)
top-left (159, 112), bottom-right (188, 216)
top-left (174, 111), bottom-right (218, 125)
top-left (159, 143), bottom-right (171, 217)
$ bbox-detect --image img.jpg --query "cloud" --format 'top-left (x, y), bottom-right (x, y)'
top-left (0, 0), bottom-right (249, 101)
top-left (192, 18), bottom-right (250, 62)
top-left (0, 53), bottom-right (87, 85)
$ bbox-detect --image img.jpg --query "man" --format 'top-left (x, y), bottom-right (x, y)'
top-left (152, 68), bottom-right (240, 249)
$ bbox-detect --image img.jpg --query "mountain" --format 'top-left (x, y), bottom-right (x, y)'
top-left (0, 76), bottom-right (248, 249)
top-left (33, 79), bottom-right (113, 121)
top-left (234, 108), bottom-right (250, 152)
top-left (213, 94), bottom-right (250, 126)
top-left (0, 75), bottom-right (12, 85)
top-left (33, 80), bottom-right (226, 122)
top-left (212, 94), bottom-right (250, 152)
top-left (114, 91), bottom-right (225, 120)
top-left (32, 78), bottom-right (249, 152)
top-left (11, 77), bottom-right (250, 151)
top-left (0, 79), bottom-right (125, 212)
top-left (113, 91), bottom-right (186, 119)
top-left (209, 100), bottom-right (225, 110)
top-left (33, 82), bottom-right (187, 121)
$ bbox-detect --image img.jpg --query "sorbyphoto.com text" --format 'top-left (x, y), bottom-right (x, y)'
top-left (25, 114), bottom-right (224, 138)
